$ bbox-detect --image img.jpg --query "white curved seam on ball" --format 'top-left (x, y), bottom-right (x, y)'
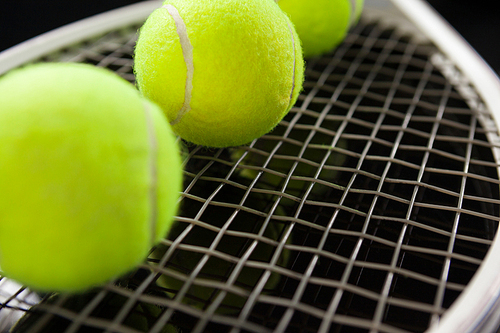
top-left (163, 4), bottom-right (194, 126)
top-left (349, 0), bottom-right (357, 27)
top-left (143, 101), bottom-right (159, 247)
top-left (286, 20), bottom-right (297, 110)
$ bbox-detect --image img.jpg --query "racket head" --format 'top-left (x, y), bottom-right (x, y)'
top-left (1, 0), bottom-right (500, 332)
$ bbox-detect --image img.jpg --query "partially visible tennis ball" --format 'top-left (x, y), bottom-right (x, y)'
top-left (151, 191), bottom-right (290, 314)
top-left (231, 136), bottom-right (348, 204)
top-left (277, 0), bottom-right (364, 58)
top-left (134, 0), bottom-right (304, 148)
top-left (0, 62), bottom-right (183, 292)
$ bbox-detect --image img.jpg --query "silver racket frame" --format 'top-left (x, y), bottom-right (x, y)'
top-left (1, 1), bottom-right (500, 332)
top-left (388, 1), bottom-right (500, 332)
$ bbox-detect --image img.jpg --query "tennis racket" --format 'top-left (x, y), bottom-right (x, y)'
top-left (1, 0), bottom-right (500, 332)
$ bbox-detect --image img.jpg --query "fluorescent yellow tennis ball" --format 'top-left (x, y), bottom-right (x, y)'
top-left (134, 0), bottom-right (304, 148)
top-left (277, 0), bottom-right (364, 58)
top-left (0, 63), bottom-right (183, 292)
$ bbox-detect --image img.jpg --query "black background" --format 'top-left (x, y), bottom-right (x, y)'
top-left (0, 1), bottom-right (499, 74)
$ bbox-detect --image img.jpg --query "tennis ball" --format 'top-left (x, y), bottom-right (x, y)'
top-left (276, 0), bottom-right (364, 58)
top-left (231, 136), bottom-right (348, 203)
top-left (134, 0), bottom-right (304, 148)
top-left (0, 62), bottom-right (183, 293)
top-left (152, 192), bottom-right (290, 314)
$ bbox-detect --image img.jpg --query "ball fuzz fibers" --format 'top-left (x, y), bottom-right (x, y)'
top-left (134, 0), bottom-right (304, 148)
top-left (0, 63), bottom-right (183, 292)
top-left (277, 0), bottom-right (364, 58)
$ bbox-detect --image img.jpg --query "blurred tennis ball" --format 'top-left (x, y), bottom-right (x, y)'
top-left (134, 0), bottom-right (304, 147)
top-left (0, 62), bottom-right (182, 292)
top-left (277, 0), bottom-right (364, 58)
top-left (151, 192), bottom-right (290, 314)
top-left (231, 134), bottom-right (348, 204)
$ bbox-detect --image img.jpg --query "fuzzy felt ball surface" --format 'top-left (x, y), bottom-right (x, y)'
top-left (0, 63), bottom-right (182, 292)
top-left (134, 0), bottom-right (305, 148)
